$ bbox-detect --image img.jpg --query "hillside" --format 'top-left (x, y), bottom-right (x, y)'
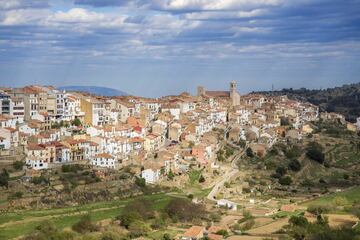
top-left (58, 86), bottom-right (128, 97)
top-left (255, 83), bottom-right (360, 122)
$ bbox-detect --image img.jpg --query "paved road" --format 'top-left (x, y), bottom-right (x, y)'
top-left (207, 145), bottom-right (246, 202)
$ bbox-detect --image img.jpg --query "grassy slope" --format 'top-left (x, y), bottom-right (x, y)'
top-left (302, 186), bottom-right (360, 208)
top-left (0, 193), bottom-right (176, 239)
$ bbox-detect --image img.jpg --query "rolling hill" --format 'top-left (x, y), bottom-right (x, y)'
top-left (58, 85), bottom-right (128, 97)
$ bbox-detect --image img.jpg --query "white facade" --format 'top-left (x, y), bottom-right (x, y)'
top-left (26, 159), bottom-right (48, 170)
top-left (141, 168), bottom-right (160, 184)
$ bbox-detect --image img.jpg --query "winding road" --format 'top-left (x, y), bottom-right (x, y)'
top-left (207, 142), bottom-right (246, 202)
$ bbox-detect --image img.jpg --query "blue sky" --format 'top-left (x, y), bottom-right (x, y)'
top-left (0, 0), bottom-right (359, 97)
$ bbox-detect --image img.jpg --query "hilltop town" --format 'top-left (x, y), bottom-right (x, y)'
top-left (0, 82), bottom-right (360, 240)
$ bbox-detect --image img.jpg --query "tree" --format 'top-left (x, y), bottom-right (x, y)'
top-left (72, 118), bottom-right (81, 127)
top-left (135, 177), bottom-right (146, 188)
top-left (165, 198), bottom-right (206, 222)
top-left (289, 215), bottom-right (309, 227)
top-left (307, 204), bottom-right (331, 216)
top-left (198, 175), bottom-right (205, 183)
top-left (306, 142), bottom-right (325, 164)
top-left (279, 176), bottom-right (292, 185)
top-left (0, 169), bottom-right (10, 188)
top-left (167, 170), bottom-right (175, 180)
top-left (276, 166), bottom-right (287, 177)
top-left (246, 147), bottom-right (254, 158)
top-left (288, 159), bottom-right (302, 172)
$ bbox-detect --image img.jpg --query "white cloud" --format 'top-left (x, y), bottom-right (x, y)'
top-left (47, 8), bottom-right (105, 23)
top-left (184, 9), bottom-right (267, 20)
top-left (148, 0), bottom-right (281, 11)
top-left (0, 9), bottom-right (48, 25)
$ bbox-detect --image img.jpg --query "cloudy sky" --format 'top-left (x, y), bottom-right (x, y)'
top-left (0, 0), bottom-right (359, 97)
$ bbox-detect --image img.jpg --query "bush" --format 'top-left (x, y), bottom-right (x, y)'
top-left (13, 161), bottom-right (24, 170)
top-left (216, 229), bottom-right (229, 237)
top-left (72, 215), bottom-right (98, 233)
top-left (167, 170), bottom-right (175, 180)
top-left (72, 118), bottom-right (82, 127)
top-left (306, 142), bottom-right (325, 164)
top-left (61, 164), bottom-right (83, 173)
top-left (128, 221), bottom-right (151, 238)
top-left (279, 176), bottom-right (292, 185)
top-left (162, 233), bottom-right (172, 240)
top-left (117, 198), bottom-right (154, 228)
top-left (8, 191), bottom-right (23, 200)
top-left (289, 215), bottom-right (309, 227)
top-left (210, 212), bottom-right (221, 222)
top-left (288, 159), bottom-right (302, 172)
top-left (165, 198), bottom-right (206, 222)
top-left (0, 169), bottom-right (9, 188)
top-left (307, 204), bottom-right (331, 216)
top-left (198, 175), bottom-right (205, 183)
top-left (246, 148), bottom-right (254, 158)
top-left (135, 177), bottom-right (146, 188)
top-left (285, 145), bottom-right (302, 159)
top-left (31, 176), bottom-right (49, 185)
top-left (276, 166), bottom-right (287, 177)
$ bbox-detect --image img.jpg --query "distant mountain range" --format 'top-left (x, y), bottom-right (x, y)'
top-left (255, 82), bottom-right (360, 123)
top-left (58, 86), bottom-right (128, 97)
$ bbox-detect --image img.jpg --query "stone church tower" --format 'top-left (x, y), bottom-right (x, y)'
top-left (230, 81), bottom-right (241, 106)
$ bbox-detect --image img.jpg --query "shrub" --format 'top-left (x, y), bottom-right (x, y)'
top-left (285, 146), bottom-right (302, 159)
top-left (246, 148), bottom-right (254, 158)
top-left (306, 142), bottom-right (325, 164)
top-left (288, 159), bottom-right (302, 172)
top-left (31, 176), bottom-right (49, 185)
top-left (72, 215), bottom-right (98, 233)
top-left (135, 177), bottom-right (146, 188)
top-left (13, 161), bottom-right (24, 170)
top-left (210, 212), bottom-right (222, 222)
top-left (167, 170), bottom-right (175, 180)
top-left (307, 204), bottom-right (331, 216)
top-left (8, 191), bottom-right (23, 200)
top-left (276, 166), bottom-right (287, 177)
top-left (0, 169), bottom-right (9, 188)
top-left (61, 164), bottom-right (83, 173)
top-left (117, 198), bottom-right (154, 228)
top-left (289, 215), bottom-right (309, 227)
top-left (72, 118), bottom-right (82, 127)
top-left (162, 233), bottom-right (171, 240)
top-left (128, 221), bottom-right (151, 238)
top-left (165, 198), bottom-right (206, 222)
top-left (216, 229), bottom-right (229, 237)
top-left (279, 176), bottom-right (292, 185)
top-left (118, 211), bottom-right (142, 228)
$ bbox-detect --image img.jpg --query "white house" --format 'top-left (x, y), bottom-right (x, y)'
top-left (91, 153), bottom-right (116, 169)
top-left (141, 168), bottom-right (161, 184)
top-left (217, 199), bottom-right (237, 211)
top-left (26, 158), bottom-right (48, 170)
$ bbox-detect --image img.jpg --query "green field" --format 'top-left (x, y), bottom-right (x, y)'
top-left (0, 193), bottom-right (177, 239)
top-left (302, 186), bottom-right (360, 210)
